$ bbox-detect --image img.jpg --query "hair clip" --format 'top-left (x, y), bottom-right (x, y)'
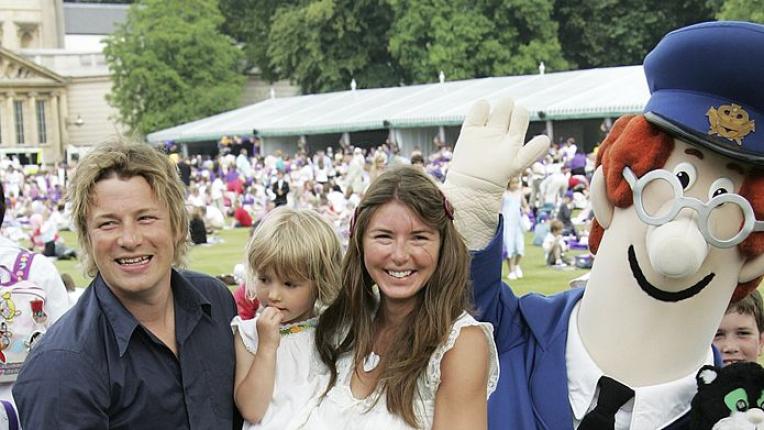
top-left (442, 193), bottom-right (454, 221)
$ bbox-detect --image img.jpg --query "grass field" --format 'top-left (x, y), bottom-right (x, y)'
top-left (54, 227), bottom-right (589, 297)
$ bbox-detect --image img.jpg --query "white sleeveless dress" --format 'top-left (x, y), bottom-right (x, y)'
top-left (232, 316), bottom-right (328, 430)
top-left (296, 312), bottom-right (499, 429)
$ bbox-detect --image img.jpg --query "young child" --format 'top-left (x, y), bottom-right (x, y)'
top-left (556, 191), bottom-right (578, 241)
top-left (543, 219), bottom-right (569, 267)
top-left (714, 290), bottom-right (764, 366)
top-left (232, 206), bottom-right (342, 428)
top-left (502, 177), bottom-right (528, 280)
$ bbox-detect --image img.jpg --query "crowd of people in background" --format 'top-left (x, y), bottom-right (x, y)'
top-left (0, 133), bottom-right (599, 288)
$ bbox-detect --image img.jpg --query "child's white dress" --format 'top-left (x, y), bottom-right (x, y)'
top-left (501, 190), bottom-right (526, 258)
top-left (232, 315), bottom-right (328, 430)
top-left (296, 312), bottom-right (499, 429)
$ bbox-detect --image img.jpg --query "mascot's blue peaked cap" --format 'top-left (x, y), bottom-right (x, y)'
top-left (643, 21), bottom-right (764, 166)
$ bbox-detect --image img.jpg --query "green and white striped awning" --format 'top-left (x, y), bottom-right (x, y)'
top-left (147, 65), bottom-right (649, 144)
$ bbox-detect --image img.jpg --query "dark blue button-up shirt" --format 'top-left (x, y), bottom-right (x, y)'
top-left (13, 270), bottom-right (242, 430)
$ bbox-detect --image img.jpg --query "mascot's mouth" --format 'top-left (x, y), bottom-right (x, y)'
top-left (628, 245), bottom-right (715, 302)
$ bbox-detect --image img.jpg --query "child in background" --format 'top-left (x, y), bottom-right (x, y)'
top-left (502, 177), bottom-right (528, 280)
top-left (543, 219), bottom-right (569, 267)
top-left (232, 199), bottom-right (254, 228)
top-left (232, 206), bottom-right (342, 428)
top-left (714, 290), bottom-right (764, 366)
top-left (556, 191), bottom-right (578, 241)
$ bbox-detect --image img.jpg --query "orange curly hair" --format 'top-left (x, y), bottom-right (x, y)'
top-left (588, 115), bottom-right (764, 302)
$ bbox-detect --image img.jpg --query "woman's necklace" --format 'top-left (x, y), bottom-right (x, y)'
top-left (363, 326), bottom-right (387, 372)
top-left (365, 312), bottom-right (397, 372)
top-left (363, 351), bottom-right (381, 372)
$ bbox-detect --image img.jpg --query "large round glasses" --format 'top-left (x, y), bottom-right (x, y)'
top-left (622, 166), bottom-right (764, 248)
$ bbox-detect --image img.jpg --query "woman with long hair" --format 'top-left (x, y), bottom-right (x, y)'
top-left (304, 166), bottom-right (498, 429)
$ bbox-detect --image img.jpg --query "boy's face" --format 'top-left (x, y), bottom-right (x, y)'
top-left (714, 311), bottom-right (764, 366)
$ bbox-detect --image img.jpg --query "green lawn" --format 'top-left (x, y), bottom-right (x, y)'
top-left (55, 227), bottom-right (587, 296)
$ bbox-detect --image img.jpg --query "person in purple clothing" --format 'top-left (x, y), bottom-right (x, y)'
top-left (568, 151), bottom-right (588, 176)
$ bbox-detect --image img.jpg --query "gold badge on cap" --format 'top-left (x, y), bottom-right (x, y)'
top-left (707, 103), bottom-right (756, 145)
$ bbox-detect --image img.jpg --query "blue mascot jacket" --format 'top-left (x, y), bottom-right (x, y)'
top-left (471, 221), bottom-right (720, 430)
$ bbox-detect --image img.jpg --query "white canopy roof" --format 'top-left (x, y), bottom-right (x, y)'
top-left (147, 65), bottom-right (649, 144)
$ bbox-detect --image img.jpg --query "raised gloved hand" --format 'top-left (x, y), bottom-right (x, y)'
top-left (443, 97), bottom-right (549, 250)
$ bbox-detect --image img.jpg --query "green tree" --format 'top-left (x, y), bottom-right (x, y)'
top-left (221, 0), bottom-right (568, 92)
top-left (218, 0), bottom-right (286, 82)
top-left (389, 0), bottom-right (567, 83)
top-left (104, 0), bottom-right (245, 136)
top-left (554, 0), bottom-right (720, 69)
top-left (265, 0), bottom-right (403, 93)
top-left (717, 0), bottom-right (764, 22)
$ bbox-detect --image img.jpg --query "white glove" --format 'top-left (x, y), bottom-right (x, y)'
top-left (443, 97), bottom-right (550, 250)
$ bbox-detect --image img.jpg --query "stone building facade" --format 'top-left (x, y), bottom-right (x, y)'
top-left (0, 0), bottom-right (71, 164)
top-left (0, 47), bottom-right (67, 163)
top-left (0, 0), bottom-right (298, 164)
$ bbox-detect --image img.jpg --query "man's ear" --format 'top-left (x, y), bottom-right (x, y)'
top-left (738, 253), bottom-right (764, 284)
top-left (590, 166), bottom-right (614, 229)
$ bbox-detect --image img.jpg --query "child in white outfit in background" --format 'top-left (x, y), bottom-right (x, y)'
top-left (231, 206), bottom-right (342, 429)
top-left (543, 219), bottom-right (569, 267)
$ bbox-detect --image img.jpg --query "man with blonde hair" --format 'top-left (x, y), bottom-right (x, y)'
top-left (13, 140), bottom-right (241, 429)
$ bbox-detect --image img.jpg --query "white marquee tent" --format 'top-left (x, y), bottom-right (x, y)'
top-left (147, 65), bottom-right (650, 155)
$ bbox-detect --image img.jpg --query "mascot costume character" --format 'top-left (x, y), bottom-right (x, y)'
top-left (442, 21), bottom-right (764, 430)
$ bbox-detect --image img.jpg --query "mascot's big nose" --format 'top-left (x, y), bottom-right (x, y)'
top-left (646, 216), bottom-right (708, 278)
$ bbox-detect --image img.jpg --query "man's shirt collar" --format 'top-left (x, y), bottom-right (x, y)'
top-left (566, 302), bottom-right (713, 429)
top-left (94, 270), bottom-right (213, 357)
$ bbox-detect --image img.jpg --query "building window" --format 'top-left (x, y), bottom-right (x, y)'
top-left (78, 55), bottom-right (93, 66)
top-left (36, 100), bottom-right (46, 144)
top-left (17, 23), bottom-right (38, 49)
top-left (20, 31), bottom-right (33, 48)
top-left (14, 100), bottom-right (24, 144)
